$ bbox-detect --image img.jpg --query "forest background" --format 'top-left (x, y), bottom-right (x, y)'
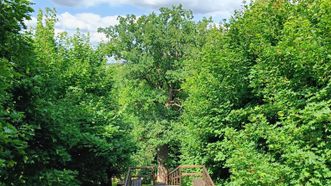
top-left (1, 0), bottom-right (330, 185)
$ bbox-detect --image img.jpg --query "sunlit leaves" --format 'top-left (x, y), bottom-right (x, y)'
top-left (181, 0), bottom-right (331, 185)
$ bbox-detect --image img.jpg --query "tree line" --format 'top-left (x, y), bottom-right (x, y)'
top-left (1, 0), bottom-right (330, 185)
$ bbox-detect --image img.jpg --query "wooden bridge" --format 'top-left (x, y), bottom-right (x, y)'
top-left (123, 165), bottom-right (215, 186)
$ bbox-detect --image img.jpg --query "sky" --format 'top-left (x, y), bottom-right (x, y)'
top-left (28, 0), bottom-right (245, 43)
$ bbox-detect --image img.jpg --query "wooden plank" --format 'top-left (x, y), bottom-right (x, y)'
top-left (131, 178), bottom-right (142, 186)
top-left (168, 167), bottom-right (180, 175)
top-left (130, 166), bottom-right (155, 169)
top-left (202, 167), bottom-right (215, 186)
top-left (178, 165), bottom-right (203, 169)
top-left (193, 178), bottom-right (205, 186)
top-left (182, 173), bottom-right (203, 177)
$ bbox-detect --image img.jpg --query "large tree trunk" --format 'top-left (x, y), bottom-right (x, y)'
top-left (156, 144), bottom-right (168, 183)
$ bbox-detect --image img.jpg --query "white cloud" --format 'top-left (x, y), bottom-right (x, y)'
top-left (56, 12), bottom-right (118, 43)
top-left (52, 0), bottom-right (245, 16)
top-left (27, 0), bottom-right (247, 44)
top-left (26, 12), bottom-right (119, 43)
top-left (57, 12), bottom-right (118, 32)
top-left (24, 16), bottom-right (37, 29)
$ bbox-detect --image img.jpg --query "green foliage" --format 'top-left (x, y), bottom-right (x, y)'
top-left (26, 169), bottom-right (80, 186)
top-left (1, 0), bottom-right (331, 185)
top-left (0, 0), bottom-right (33, 184)
top-left (100, 5), bottom-right (209, 167)
top-left (1, 2), bottom-right (134, 185)
top-left (182, 0), bottom-right (331, 185)
top-left (0, 0), bottom-right (33, 56)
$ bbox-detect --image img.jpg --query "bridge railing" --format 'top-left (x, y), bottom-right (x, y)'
top-left (124, 165), bottom-right (214, 186)
top-left (124, 166), bottom-right (155, 186)
top-left (124, 167), bottom-right (132, 186)
top-left (167, 165), bottom-right (215, 186)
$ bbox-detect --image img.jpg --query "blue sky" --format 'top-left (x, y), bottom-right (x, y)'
top-left (31, 0), bottom-right (155, 17)
top-left (29, 0), bottom-right (245, 43)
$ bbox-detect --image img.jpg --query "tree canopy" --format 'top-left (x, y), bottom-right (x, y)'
top-left (1, 2), bottom-right (133, 185)
top-left (1, 0), bottom-right (330, 185)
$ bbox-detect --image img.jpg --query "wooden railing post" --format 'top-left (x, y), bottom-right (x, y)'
top-left (124, 167), bottom-right (131, 186)
top-left (167, 165), bottom-right (215, 186)
top-left (124, 166), bottom-right (157, 186)
top-left (179, 167), bottom-right (182, 185)
top-left (202, 166), bottom-right (215, 186)
top-left (125, 164), bottom-right (215, 186)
